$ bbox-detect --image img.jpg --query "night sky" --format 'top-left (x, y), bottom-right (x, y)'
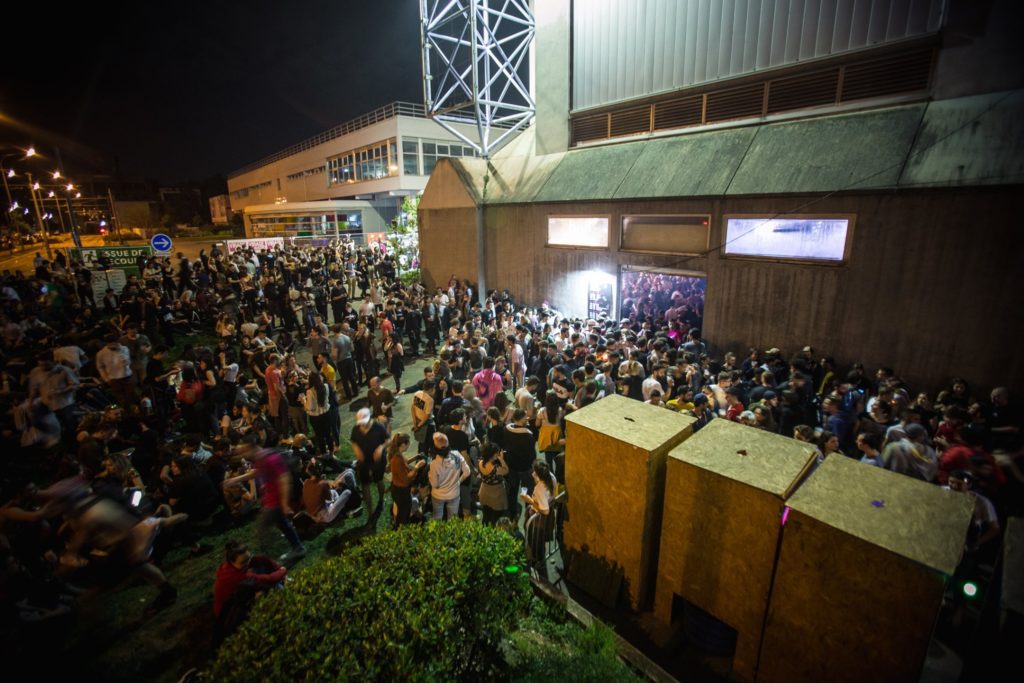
top-left (0, 1), bottom-right (424, 183)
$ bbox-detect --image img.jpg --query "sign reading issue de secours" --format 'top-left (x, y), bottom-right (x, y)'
top-left (75, 246), bottom-right (153, 276)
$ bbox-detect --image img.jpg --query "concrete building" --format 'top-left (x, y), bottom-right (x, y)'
top-left (418, 0), bottom-right (1024, 392)
top-left (227, 102), bottom-right (481, 240)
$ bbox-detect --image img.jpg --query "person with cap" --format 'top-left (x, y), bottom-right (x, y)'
top-left (688, 393), bottom-right (715, 432)
top-left (350, 406), bottom-right (390, 524)
top-left (428, 431), bottom-right (470, 521)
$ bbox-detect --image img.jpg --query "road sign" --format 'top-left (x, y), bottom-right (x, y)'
top-left (75, 246), bottom-right (153, 276)
top-left (150, 233), bottom-right (173, 252)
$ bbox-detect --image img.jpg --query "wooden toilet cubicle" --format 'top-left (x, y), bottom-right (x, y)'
top-left (653, 419), bottom-right (818, 681)
top-left (563, 394), bottom-right (696, 610)
top-left (758, 456), bottom-right (973, 683)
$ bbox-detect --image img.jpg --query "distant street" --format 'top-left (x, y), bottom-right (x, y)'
top-left (0, 234), bottom-right (219, 274)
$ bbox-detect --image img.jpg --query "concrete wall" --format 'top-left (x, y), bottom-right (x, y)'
top-left (533, 0), bottom-right (571, 155)
top-left (227, 116), bottom-right (481, 209)
top-left (420, 185), bottom-right (1024, 393)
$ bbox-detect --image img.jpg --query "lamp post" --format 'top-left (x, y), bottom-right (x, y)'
top-left (24, 172), bottom-right (52, 260)
top-left (1, 147), bottom-right (37, 227)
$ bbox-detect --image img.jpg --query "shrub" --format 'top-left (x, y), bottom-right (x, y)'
top-left (399, 268), bottom-right (422, 287)
top-left (208, 521), bottom-right (530, 682)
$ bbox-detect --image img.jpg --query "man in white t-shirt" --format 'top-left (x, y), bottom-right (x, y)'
top-left (411, 379), bottom-right (436, 454)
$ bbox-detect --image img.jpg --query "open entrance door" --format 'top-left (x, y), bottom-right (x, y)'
top-left (619, 266), bottom-right (706, 333)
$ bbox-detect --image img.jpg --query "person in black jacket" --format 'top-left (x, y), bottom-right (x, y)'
top-left (502, 408), bottom-right (536, 521)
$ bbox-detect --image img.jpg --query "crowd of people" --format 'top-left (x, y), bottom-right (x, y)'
top-left (0, 236), bottom-right (1019, 659)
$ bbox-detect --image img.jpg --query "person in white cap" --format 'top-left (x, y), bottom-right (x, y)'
top-left (350, 407), bottom-right (389, 525)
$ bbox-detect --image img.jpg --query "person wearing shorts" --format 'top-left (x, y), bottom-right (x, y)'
top-left (350, 407), bottom-right (389, 525)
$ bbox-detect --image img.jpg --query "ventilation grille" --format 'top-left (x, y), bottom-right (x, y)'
top-left (767, 68), bottom-right (840, 114)
top-left (570, 45), bottom-right (934, 145)
top-left (705, 83), bottom-right (765, 123)
top-left (571, 113), bottom-right (609, 144)
top-left (653, 94), bottom-right (703, 130)
top-left (841, 48), bottom-right (933, 101)
top-left (610, 106), bottom-right (651, 137)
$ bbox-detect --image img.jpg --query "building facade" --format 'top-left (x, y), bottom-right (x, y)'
top-left (227, 101), bottom-right (480, 239)
top-left (418, 0), bottom-right (1024, 393)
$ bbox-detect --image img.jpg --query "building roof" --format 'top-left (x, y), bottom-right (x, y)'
top-left (434, 89), bottom-right (1024, 205)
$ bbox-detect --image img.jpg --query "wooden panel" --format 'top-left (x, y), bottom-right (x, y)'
top-left (464, 187), bottom-right (1024, 395)
top-left (785, 456), bottom-right (974, 575)
top-left (653, 420), bottom-right (816, 681)
top-left (418, 206), bottom-right (476, 291)
top-left (760, 509), bottom-right (947, 683)
top-left (564, 395), bottom-right (695, 610)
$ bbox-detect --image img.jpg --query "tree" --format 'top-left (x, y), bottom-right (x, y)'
top-left (388, 194), bottom-right (421, 278)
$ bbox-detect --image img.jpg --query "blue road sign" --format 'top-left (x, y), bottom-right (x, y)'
top-left (150, 233), bottom-right (173, 253)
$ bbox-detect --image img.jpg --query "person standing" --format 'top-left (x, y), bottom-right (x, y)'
top-left (388, 432), bottom-right (425, 529)
top-left (224, 441), bottom-right (306, 562)
top-left (428, 432), bottom-right (470, 520)
top-left (411, 379), bottom-right (437, 455)
top-left (96, 333), bottom-right (135, 408)
top-left (503, 409), bottom-right (537, 520)
top-left (350, 407), bottom-right (390, 525)
top-left (332, 323), bottom-right (358, 400)
top-left (264, 354), bottom-right (288, 438)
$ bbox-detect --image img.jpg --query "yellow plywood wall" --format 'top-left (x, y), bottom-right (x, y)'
top-left (564, 396), bottom-right (695, 610)
top-left (756, 456), bottom-right (974, 682)
top-left (758, 509), bottom-right (946, 683)
top-left (653, 420), bottom-right (817, 681)
top-left (655, 463), bottom-right (786, 681)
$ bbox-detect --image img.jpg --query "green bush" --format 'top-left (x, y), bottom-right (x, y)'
top-left (399, 268), bottom-right (422, 287)
top-left (208, 521), bottom-right (531, 682)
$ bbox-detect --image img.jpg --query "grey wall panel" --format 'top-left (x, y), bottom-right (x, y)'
top-left (572, 0), bottom-right (946, 111)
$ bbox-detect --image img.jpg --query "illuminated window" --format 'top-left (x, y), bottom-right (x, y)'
top-left (724, 216), bottom-right (852, 262)
top-left (547, 216), bottom-right (609, 248)
top-left (327, 139), bottom-right (397, 186)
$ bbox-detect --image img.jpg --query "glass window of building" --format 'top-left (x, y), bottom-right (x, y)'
top-left (327, 139), bottom-right (397, 186)
top-left (402, 139), bottom-right (419, 175)
top-left (723, 216), bottom-right (853, 262)
top-left (547, 216), bottom-right (609, 248)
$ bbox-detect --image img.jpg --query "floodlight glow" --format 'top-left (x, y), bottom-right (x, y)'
top-left (66, 183), bottom-right (73, 191)
top-left (962, 582), bottom-right (978, 598)
top-left (52, 171), bottom-right (60, 179)
top-left (32, 182), bottom-right (40, 190)
top-left (25, 147), bottom-right (36, 157)
top-left (5, 169), bottom-right (13, 178)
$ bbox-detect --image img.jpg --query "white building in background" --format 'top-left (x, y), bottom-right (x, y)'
top-left (227, 101), bottom-right (483, 240)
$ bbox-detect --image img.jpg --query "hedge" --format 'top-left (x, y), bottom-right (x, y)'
top-left (207, 521), bottom-right (531, 682)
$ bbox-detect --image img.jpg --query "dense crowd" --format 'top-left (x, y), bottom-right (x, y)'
top-left (0, 236), bottom-right (1019, 657)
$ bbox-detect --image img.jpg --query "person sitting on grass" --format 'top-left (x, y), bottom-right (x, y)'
top-left (213, 539), bottom-right (287, 648)
top-left (301, 460), bottom-right (358, 524)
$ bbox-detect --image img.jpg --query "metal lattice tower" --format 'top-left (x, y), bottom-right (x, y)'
top-left (420, 0), bottom-right (535, 159)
